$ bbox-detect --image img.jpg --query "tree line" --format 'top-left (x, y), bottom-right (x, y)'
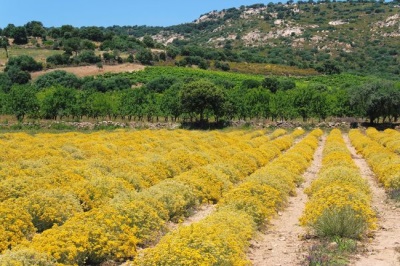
top-left (1, 65), bottom-right (399, 124)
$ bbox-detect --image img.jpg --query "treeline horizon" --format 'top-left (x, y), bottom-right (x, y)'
top-left (1, 66), bottom-right (399, 125)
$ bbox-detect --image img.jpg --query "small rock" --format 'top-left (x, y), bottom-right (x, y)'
top-left (328, 242), bottom-right (338, 251)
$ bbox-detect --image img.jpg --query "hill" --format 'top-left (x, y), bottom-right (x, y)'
top-left (120, 1), bottom-right (400, 77)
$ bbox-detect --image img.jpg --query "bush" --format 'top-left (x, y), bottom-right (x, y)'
top-left (0, 201), bottom-right (36, 252)
top-left (21, 189), bottom-right (84, 232)
top-left (35, 70), bottom-right (82, 89)
top-left (46, 54), bottom-right (71, 66)
top-left (0, 248), bottom-right (55, 266)
top-left (146, 75), bottom-right (177, 93)
top-left (5, 55), bottom-right (43, 72)
top-left (312, 205), bottom-right (367, 239)
top-left (6, 66), bottom-right (31, 84)
top-left (75, 50), bottom-right (101, 64)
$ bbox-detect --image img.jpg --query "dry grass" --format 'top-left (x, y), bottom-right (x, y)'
top-left (31, 63), bottom-right (145, 80)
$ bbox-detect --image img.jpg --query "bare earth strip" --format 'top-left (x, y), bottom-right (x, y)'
top-left (248, 135), bottom-right (327, 266)
top-left (31, 63), bottom-right (145, 80)
top-left (343, 134), bottom-right (400, 266)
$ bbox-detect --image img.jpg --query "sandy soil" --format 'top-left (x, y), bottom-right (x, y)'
top-left (343, 134), bottom-right (400, 266)
top-left (31, 63), bottom-right (145, 80)
top-left (248, 135), bottom-right (327, 266)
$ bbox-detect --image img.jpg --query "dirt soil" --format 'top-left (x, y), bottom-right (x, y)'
top-left (248, 135), bottom-right (327, 266)
top-left (343, 134), bottom-right (400, 266)
top-left (31, 63), bottom-right (145, 80)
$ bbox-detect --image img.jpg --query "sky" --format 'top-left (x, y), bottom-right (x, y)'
top-left (0, 0), bottom-right (275, 28)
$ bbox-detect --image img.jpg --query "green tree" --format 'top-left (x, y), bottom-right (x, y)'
top-left (6, 66), bottom-right (31, 84)
top-left (245, 88), bottom-right (270, 119)
top-left (350, 81), bottom-right (400, 123)
top-left (12, 26), bottom-right (28, 45)
top-left (160, 83), bottom-right (183, 121)
top-left (5, 55), bottom-right (43, 72)
top-left (146, 75), bottom-right (177, 93)
top-left (9, 84), bottom-right (38, 121)
top-left (181, 80), bottom-right (225, 121)
top-left (38, 86), bottom-right (77, 119)
top-left (293, 87), bottom-right (316, 121)
top-left (0, 37), bottom-right (10, 58)
top-left (136, 48), bottom-right (153, 65)
top-left (35, 70), bottom-right (82, 90)
top-left (75, 50), bottom-right (101, 64)
top-left (166, 46), bottom-right (180, 59)
top-left (62, 37), bottom-right (82, 56)
top-left (270, 90), bottom-right (296, 121)
top-left (2, 24), bottom-right (16, 37)
top-left (120, 88), bottom-right (148, 121)
top-left (25, 21), bottom-right (46, 37)
top-left (0, 73), bottom-right (12, 93)
top-left (262, 77), bottom-right (280, 93)
top-left (142, 35), bottom-right (155, 48)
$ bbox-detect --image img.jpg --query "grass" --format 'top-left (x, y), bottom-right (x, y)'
top-left (0, 46), bottom-right (63, 66)
top-left (389, 189), bottom-right (400, 202)
top-left (312, 206), bottom-right (368, 239)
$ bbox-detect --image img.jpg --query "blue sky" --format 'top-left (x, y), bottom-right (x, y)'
top-left (0, 0), bottom-right (274, 28)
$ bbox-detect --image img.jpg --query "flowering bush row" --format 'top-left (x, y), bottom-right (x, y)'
top-left (366, 127), bottom-right (400, 155)
top-left (0, 129), bottom-right (291, 264)
top-left (350, 129), bottom-right (400, 190)
top-left (300, 129), bottom-right (376, 239)
top-left (133, 129), bottom-right (322, 265)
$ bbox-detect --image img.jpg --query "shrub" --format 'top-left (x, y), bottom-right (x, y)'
top-left (5, 55), bottom-right (43, 72)
top-left (312, 205), bottom-right (367, 239)
top-left (0, 248), bottom-right (55, 266)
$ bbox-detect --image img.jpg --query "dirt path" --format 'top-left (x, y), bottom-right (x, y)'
top-left (343, 134), bottom-right (400, 266)
top-left (248, 135), bottom-right (326, 266)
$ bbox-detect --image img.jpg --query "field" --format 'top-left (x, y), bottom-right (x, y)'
top-left (0, 127), bottom-right (399, 265)
top-left (31, 63), bottom-right (145, 80)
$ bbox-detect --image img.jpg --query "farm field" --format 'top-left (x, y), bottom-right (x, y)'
top-left (0, 127), bottom-right (399, 265)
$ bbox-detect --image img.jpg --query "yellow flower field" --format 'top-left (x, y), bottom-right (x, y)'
top-left (0, 128), bottom-right (300, 265)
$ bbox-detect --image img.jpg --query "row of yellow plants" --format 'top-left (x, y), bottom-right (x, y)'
top-left (365, 127), bottom-right (400, 155)
top-left (0, 129), bottom-right (292, 264)
top-left (349, 129), bottom-right (400, 190)
top-left (133, 129), bottom-right (322, 265)
top-left (300, 129), bottom-right (376, 238)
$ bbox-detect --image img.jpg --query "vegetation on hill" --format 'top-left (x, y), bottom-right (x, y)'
top-left (0, 1), bottom-right (399, 78)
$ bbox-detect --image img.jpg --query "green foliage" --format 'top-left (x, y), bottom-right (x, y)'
top-left (8, 84), bottom-right (39, 121)
top-left (312, 205), bottom-right (367, 239)
top-left (5, 55), bottom-right (43, 72)
top-left (5, 66), bottom-right (31, 85)
top-left (75, 50), bottom-right (101, 64)
top-left (349, 80), bottom-right (400, 123)
top-left (46, 53), bottom-right (71, 66)
top-left (12, 26), bottom-right (28, 45)
top-left (37, 86), bottom-right (78, 119)
top-left (181, 79), bottom-right (226, 121)
top-left (0, 72), bottom-right (13, 93)
top-left (136, 48), bottom-right (153, 65)
top-left (35, 70), bottom-right (82, 90)
top-left (145, 75), bottom-right (177, 93)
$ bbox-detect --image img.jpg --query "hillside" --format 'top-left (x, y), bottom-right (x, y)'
top-left (124, 1), bottom-right (400, 77)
